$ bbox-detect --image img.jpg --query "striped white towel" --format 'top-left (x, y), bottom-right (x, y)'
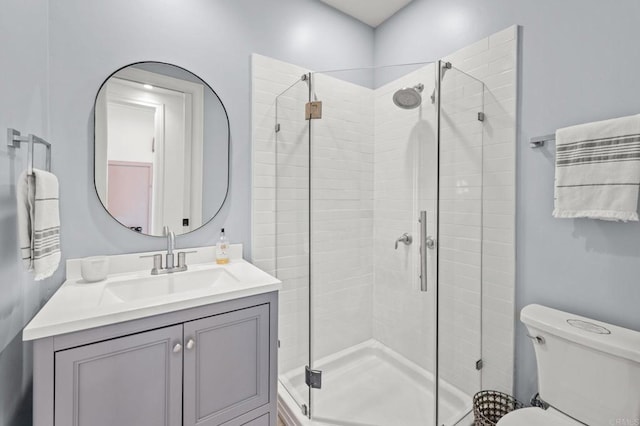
top-left (553, 114), bottom-right (640, 221)
top-left (17, 169), bottom-right (61, 280)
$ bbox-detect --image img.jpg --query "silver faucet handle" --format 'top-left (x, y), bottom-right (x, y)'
top-left (166, 253), bottom-right (175, 270)
top-left (177, 250), bottom-right (197, 268)
top-left (140, 253), bottom-right (163, 273)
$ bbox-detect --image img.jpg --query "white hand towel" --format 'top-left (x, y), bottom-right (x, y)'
top-left (553, 114), bottom-right (640, 221)
top-left (17, 169), bottom-right (61, 280)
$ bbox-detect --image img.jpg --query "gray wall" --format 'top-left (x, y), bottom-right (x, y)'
top-left (376, 0), bottom-right (640, 401)
top-left (0, 0), bottom-right (54, 424)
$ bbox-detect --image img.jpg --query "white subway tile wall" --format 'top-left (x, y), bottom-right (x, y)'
top-left (252, 55), bottom-right (310, 374)
top-left (251, 23), bottom-right (516, 399)
top-left (310, 73), bottom-right (375, 361)
top-left (431, 65), bottom-right (484, 397)
top-left (442, 25), bottom-right (517, 394)
top-left (252, 55), bottom-right (376, 373)
top-left (372, 64), bottom-right (438, 375)
top-left (447, 25), bottom-right (517, 395)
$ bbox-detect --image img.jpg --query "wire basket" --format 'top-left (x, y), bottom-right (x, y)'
top-left (473, 390), bottom-right (524, 426)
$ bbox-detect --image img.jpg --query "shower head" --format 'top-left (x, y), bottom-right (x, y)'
top-left (393, 84), bottom-right (424, 110)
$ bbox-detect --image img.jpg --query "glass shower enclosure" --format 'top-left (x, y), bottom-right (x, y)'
top-left (275, 60), bottom-right (485, 426)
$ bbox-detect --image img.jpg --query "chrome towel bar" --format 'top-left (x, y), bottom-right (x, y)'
top-left (530, 133), bottom-right (555, 148)
top-left (7, 128), bottom-right (52, 175)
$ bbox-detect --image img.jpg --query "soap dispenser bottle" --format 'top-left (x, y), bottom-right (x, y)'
top-left (215, 228), bottom-right (230, 264)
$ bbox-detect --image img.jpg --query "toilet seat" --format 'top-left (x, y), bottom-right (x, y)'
top-left (497, 407), bottom-right (580, 426)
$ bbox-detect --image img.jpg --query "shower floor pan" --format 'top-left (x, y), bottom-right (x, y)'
top-left (278, 339), bottom-right (472, 426)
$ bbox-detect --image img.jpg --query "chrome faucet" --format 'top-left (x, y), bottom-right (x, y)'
top-left (164, 226), bottom-right (176, 270)
top-left (142, 227), bottom-right (192, 275)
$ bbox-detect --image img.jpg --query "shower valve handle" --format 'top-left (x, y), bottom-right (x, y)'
top-left (395, 233), bottom-right (413, 249)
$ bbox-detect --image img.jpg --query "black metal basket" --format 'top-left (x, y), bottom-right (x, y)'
top-left (473, 390), bottom-right (524, 426)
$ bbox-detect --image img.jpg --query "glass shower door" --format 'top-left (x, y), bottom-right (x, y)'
top-left (308, 63), bottom-right (440, 426)
top-left (275, 76), bottom-right (311, 415)
top-left (436, 62), bottom-right (485, 425)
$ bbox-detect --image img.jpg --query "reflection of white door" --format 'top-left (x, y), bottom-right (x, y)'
top-left (104, 95), bottom-right (167, 235)
top-left (98, 75), bottom-right (203, 235)
top-left (95, 66), bottom-right (206, 236)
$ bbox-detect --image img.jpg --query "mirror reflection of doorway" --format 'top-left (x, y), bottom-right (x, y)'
top-left (95, 66), bottom-right (205, 235)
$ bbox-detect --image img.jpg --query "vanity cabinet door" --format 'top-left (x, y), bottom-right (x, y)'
top-left (54, 324), bottom-right (183, 426)
top-left (183, 304), bottom-right (270, 426)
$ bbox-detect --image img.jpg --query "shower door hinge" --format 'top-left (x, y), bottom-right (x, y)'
top-left (305, 365), bottom-right (322, 389)
top-left (301, 404), bottom-right (308, 416)
top-left (476, 359), bottom-right (484, 371)
top-left (275, 123), bottom-right (281, 133)
top-left (477, 112), bottom-right (485, 122)
top-left (277, 339), bottom-right (281, 348)
top-left (305, 101), bottom-right (322, 120)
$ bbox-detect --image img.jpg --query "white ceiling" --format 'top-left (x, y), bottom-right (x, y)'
top-left (320, 0), bottom-right (414, 27)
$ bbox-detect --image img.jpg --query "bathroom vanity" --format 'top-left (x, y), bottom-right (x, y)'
top-left (23, 245), bottom-right (280, 426)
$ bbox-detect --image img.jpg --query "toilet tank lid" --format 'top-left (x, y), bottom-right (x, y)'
top-left (521, 304), bottom-right (640, 363)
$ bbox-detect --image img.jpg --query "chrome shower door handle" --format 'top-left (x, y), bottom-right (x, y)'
top-left (419, 211), bottom-right (428, 292)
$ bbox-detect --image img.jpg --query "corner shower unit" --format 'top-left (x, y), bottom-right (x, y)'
top-left (251, 26), bottom-right (517, 426)
top-left (272, 60), bottom-right (483, 426)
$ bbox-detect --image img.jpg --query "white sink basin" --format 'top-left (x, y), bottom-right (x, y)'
top-left (23, 245), bottom-right (282, 341)
top-left (101, 267), bottom-right (239, 304)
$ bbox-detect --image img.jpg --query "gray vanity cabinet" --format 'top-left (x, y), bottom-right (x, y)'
top-left (54, 325), bottom-right (184, 426)
top-left (183, 304), bottom-right (270, 426)
top-left (33, 292), bottom-right (278, 426)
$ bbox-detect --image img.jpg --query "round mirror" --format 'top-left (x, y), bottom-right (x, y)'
top-left (94, 62), bottom-right (229, 236)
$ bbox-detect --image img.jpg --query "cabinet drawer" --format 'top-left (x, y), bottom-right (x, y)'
top-left (184, 304), bottom-right (270, 426)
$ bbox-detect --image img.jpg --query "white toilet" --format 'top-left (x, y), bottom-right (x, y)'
top-left (498, 304), bottom-right (640, 426)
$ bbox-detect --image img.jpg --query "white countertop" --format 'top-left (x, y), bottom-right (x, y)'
top-left (23, 245), bottom-right (281, 341)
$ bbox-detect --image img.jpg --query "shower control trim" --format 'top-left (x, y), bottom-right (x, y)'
top-left (395, 233), bottom-right (413, 249)
top-left (426, 236), bottom-right (435, 249)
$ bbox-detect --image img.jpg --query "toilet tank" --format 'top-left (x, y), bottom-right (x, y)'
top-left (522, 304), bottom-right (640, 426)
